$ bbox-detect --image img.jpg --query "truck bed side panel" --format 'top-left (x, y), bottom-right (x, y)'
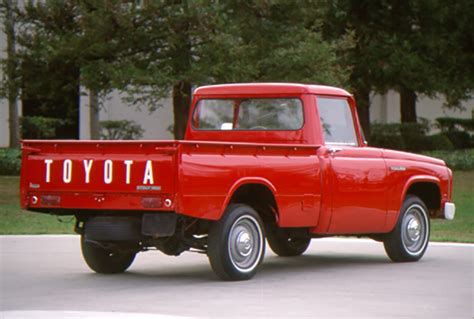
top-left (178, 142), bottom-right (321, 227)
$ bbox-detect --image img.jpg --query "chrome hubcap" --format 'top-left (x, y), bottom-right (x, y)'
top-left (236, 231), bottom-right (253, 257)
top-left (228, 215), bottom-right (263, 273)
top-left (401, 204), bottom-right (428, 255)
top-left (407, 218), bottom-right (421, 242)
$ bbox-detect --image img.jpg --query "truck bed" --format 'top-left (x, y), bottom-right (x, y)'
top-left (20, 139), bottom-right (322, 228)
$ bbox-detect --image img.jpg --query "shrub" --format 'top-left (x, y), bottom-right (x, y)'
top-left (371, 122), bottom-right (431, 151)
top-left (425, 134), bottom-right (454, 151)
top-left (444, 131), bottom-right (473, 149)
top-left (423, 149), bottom-right (474, 170)
top-left (370, 123), bottom-right (405, 150)
top-left (370, 120), bottom-right (470, 152)
top-left (21, 116), bottom-right (67, 139)
top-left (436, 117), bottom-right (474, 149)
top-left (400, 121), bottom-right (429, 152)
top-left (0, 148), bottom-right (21, 176)
top-left (436, 117), bottom-right (474, 133)
top-left (100, 120), bottom-right (144, 140)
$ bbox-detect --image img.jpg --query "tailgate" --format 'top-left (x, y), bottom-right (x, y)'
top-left (20, 140), bottom-right (178, 213)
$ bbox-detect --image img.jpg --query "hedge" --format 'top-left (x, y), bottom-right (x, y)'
top-left (0, 149), bottom-right (21, 175)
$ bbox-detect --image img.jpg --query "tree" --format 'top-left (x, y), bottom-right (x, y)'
top-left (157, 0), bottom-right (349, 138)
top-left (324, 0), bottom-right (385, 137)
top-left (16, 0), bottom-right (184, 139)
top-left (15, 0), bottom-right (348, 140)
top-left (325, 0), bottom-right (474, 132)
top-left (104, 0), bottom-right (348, 138)
top-left (0, 0), bottom-right (20, 148)
top-left (430, 0), bottom-right (474, 109)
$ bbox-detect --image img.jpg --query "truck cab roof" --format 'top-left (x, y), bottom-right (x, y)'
top-left (193, 83), bottom-right (352, 98)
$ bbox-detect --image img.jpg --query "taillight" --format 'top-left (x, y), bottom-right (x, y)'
top-left (141, 197), bottom-right (162, 208)
top-left (41, 195), bottom-right (61, 206)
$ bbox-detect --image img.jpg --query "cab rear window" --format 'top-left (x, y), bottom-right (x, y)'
top-left (192, 98), bottom-right (304, 131)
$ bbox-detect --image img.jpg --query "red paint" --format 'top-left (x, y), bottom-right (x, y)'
top-left (20, 83), bottom-right (453, 236)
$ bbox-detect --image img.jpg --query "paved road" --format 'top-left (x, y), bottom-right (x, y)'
top-left (0, 236), bottom-right (472, 318)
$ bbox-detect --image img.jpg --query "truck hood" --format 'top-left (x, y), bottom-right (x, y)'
top-left (382, 149), bottom-right (446, 167)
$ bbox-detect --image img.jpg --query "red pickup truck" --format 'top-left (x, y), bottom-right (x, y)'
top-left (20, 83), bottom-right (455, 281)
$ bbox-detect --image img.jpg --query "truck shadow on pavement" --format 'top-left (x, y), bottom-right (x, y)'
top-left (81, 253), bottom-right (391, 285)
top-left (260, 253), bottom-right (390, 276)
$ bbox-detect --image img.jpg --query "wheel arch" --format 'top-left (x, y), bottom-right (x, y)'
top-left (401, 176), bottom-right (442, 217)
top-left (221, 178), bottom-right (279, 224)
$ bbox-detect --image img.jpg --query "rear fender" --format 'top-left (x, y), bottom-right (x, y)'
top-left (220, 177), bottom-right (278, 219)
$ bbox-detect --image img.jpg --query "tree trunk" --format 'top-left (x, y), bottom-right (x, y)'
top-left (89, 89), bottom-right (100, 140)
top-left (8, 97), bottom-right (19, 147)
top-left (400, 87), bottom-right (417, 123)
top-left (354, 87), bottom-right (371, 143)
top-left (4, 0), bottom-right (20, 148)
top-left (172, 80), bottom-right (192, 140)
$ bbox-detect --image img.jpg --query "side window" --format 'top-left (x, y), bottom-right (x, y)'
top-left (317, 97), bottom-right (358, 145)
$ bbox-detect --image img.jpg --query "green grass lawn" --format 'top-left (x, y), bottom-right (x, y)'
top-left (0, 176), bottom-right (74, 234)
top-left (0, 173), bottom-right (472, 242)
top-left (431, 171), bottom-right (474, 242)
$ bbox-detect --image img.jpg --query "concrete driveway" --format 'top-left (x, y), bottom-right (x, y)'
top-left (1, 235), bottom-right (472, 318)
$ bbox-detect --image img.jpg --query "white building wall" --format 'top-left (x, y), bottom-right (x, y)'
top-left (416, 94), bottom-right (474, 124)
top-left (370, 90), bottom-right (401, 123)
top-left (0, 25), bottom-right (23, 148)
top-left (371, 90), bottom-right (474, 127)
top-left (78, 89), bottom-right (91, 140)
top-left (1, 24), bottom-right (9, 148)
top-left (0, 99), bottom-right (9, 148)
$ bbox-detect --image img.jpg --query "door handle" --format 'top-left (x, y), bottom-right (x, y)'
top-left (328, 147), bottom-right (343, 155)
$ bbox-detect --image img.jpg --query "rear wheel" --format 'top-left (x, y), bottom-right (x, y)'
top-left (81, 236), bottom-right (136, 274)
top-left (267, 231), bottom-right (310, 257)
top-left (207, 204), bottom-right (265, 281)
top-left (383, 195), bottom-right (430, 262)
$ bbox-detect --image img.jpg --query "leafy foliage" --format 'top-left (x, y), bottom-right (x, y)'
top-left (7, 0), bottom-right (474, 141)
top-left (423, 149), bottom-right (474, 171)
top-left (100, 120), bottom-right (144, 140)
top-left (370, 121), bottom-right (455, 152)
top-left (0, 148), bottom-right (21, 175)
top-left (20, 116), bottom-right (68, 139)
top-left (324, 0), bottom-right (474, 129)
top-left (436, 117), bottom-right (474, 133)
top-left (14, 0), bottom-right (348, 138)
top-left (436, 117), bottom-right (474, 149)
top-left (370, 123), bottom-right (406, 150)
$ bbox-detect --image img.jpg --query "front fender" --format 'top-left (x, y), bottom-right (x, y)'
top-left (400, 175), bottom-right (441, 209)
top-left (385, 175), bottom-right (441, 233)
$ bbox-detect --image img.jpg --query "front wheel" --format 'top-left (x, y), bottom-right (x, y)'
top-left (207, 204), bottom-right (265, 281)
top-left (81, 236), bottom-right (136, 274)
top-left (383, 195), bottom-right (430, 262)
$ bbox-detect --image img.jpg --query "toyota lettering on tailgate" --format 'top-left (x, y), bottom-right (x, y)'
top-left (43, 159), bottom-right (155, 185)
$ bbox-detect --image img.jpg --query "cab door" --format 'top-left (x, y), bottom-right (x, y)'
top-left (316, 97), bottom-right (388, 234)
